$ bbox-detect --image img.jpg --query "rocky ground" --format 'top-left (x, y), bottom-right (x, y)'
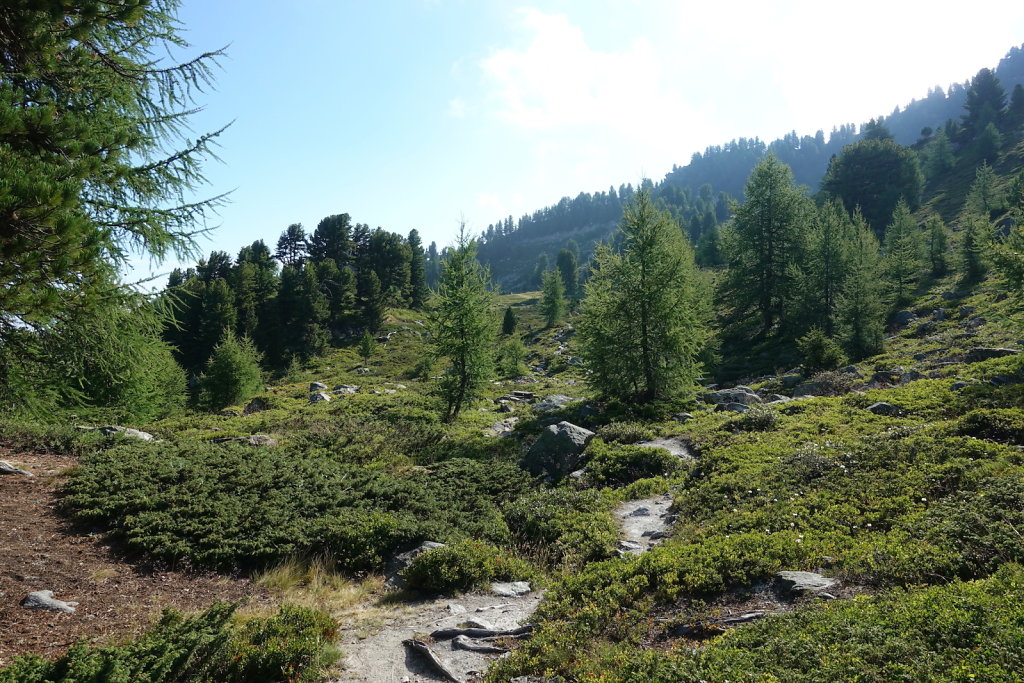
top-left (0, 446), bottom-right (269, 667)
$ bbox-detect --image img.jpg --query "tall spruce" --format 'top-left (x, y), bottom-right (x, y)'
top-left (430, 229), bottom-right (496, 421)
top-left (407, 229), bottom-right (429, 309)
top-left (800, 199), bottom-right (856, 332)
top-left (275, 224), bottom-right (308, 267)
top-left (556, 249), bottom-right (580, 301)
top-left (541, 269), bottom-right (567, 328)
top-left (881, 200), bottom-right (923, 308)
top-left (837, 214), bottom-right (885, 358)
top-left (577, 189), bottom-right (707, 403)
top-left (722, 155), bottom-right (811, 336)
top-left (308, 214), bottom-right (353, 266)
top-left (926, 216), bottom-right (949, 277)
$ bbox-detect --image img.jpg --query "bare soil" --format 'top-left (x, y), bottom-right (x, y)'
top-left (0, 446), bottom-right (270, 667)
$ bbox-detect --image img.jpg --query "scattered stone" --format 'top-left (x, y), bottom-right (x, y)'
top-left (941, 291), bottom-right (968, 300)
top-left (243, 397), bottom-right (270, 416)
top-left (511, 390), bottom-right (536, 401)
top-left (309, 392), bottom-right (331, 404)
top-left (721, 611), bottom-right (768, 625)
top-left (218, 409), bottom-right (240, 417)
top-left (385, 541), bottom-right (445, 588)
top-left (915, 320), bottom-right (936, 336)
top-left (617, 540), bottom-right (644, 555)
top-left (780, 374), bottom-right (805, 389)
top-left (447, 603), bottom-right (467, 615)
top-left (533, 394), bottom-right (580, 413)
top-left (793, 381), bottom-right (828, 397)
top-left (703, 387), bottom-right (762, 405)
top-left (965, 316), bottom-right (987, 330)
top-left (491, 581), bottom-right (531, 597)
top-left (484, 417), bottom-right (519, 438)
top-left (20, 590), bottom-right (77, 613)
top-left (839, 365), bottom-right (863, 377)
top-left (866, 402), bottom-right (901, 417)
top-left (672, 412), bottom-right (695, 423)
top-left (958, 305), bottom-right (977, 317)
top-left (98, 426), bottom-right (155, 441)
top-left (775, 571), bottom-right (839, 596)
top-left (765, 394), bottom-right (792, 404)
top-left (951, 381), bottom-right (977, 392)
top-left (458, 617), bottom-right (494, 630)
top-left (568, 468), bottom-right (587, 480)
top-left (355, 367), bottom-right (372, 374)
top-left (627, 507), bottom-right (652, 517)
top-left (451, 635), bottom-right (508, 654)
top-left (870, 368), bottom-right (904, 385)
top-left (636, 437), bottom-right (693, 459)
top-left (497, 403), bottom-right (514, 414)
top-left (309, 381), bottom-right (328, 392)
top-left (0, 460), bottom-right (33, 477)
top-left (333, 384), bottom-right (359, 394)
top-left (966, 347), bottom-right (1020, 363)
top-left (899, 369), bottom-right (925, 385)
top-left (521, 421), bottom-right (595, 480)
top-left (212, 434), bottom-right (278, 447)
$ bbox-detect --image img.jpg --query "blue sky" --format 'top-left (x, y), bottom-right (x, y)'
top-left (132, 0), bottom-right (1024, 284)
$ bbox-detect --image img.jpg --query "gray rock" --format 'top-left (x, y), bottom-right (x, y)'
top-left (714, 402), bottom-right (750, 413)
top-left (775, 571), bottom-right (839, 596)
top-left (959, 305), bottom-right (977, 317)
top-left (447, 603), bottom-right (467, 615)
top-left (840, 365), bottom-right (863, 377)
top-left (458, 617), bottom-right (495, 630)
top-left (386, 541), bottom-right (446, 588)
top-left (212, 434), bottom-right (278, 447)
top-left (933, 308), bottom-right (946, 321)
top-left (899, 369), bottom-right (925, 385)
top-left (915, 320), bottom-right (936, 336)
top-left (941, 291), bottom-right (968, 300)
top-left (333, 384), bottom-right (359, 394)
top-left (0, 460), bottom-right (33, 477)
top-left (98, 426), bottom-right (155, 441)
top-left (672, 412), bottom-right (695, 423)
top-left (218, 409), bottom-right (240, 417)
top-left (965, 316), bottom-right (987, 330)
top-left (966, 347), bottom-right (1020, 363)
top-left (533, 394), bottom-right (580, 413)
top-left (780, 374), bottom-right (805, 389)
top-left (308, 392), bottom-right (331, 403)
top-left (793, 381), bottom-right (828, 397)
top-left (491, 581), bottom-right (531, 597)
top-left (951, 381), bottom-right (977, 391)
top-left (20, 590), bottom-right (77, 613)
top-left (891, 310), bottom-right (917, 328)
top-left (703, 388), bottom-right (762, 405)
top-left (511, 390), bottom-right (536, 400)
top-left (867, 402), bottom-right (901, 416)
top-left (355, 367), bottom-right (372, 374)
top-left (243, 397), bottom-right (270, 416)
top-left (521, 421), bottom-right (595, 480)
top-left (484, 417), bottom-right (519, 438)
top-left (309, 381), bottom-right (328, 392)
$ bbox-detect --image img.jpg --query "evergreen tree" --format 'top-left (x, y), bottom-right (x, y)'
top-left (961, 214), bottom-right (990, 283)
top-left (925, 128), bottom-right (955, 178)
top-left (556, 249), bottom-right (580, 301)
top-left (430, 229), bottom-right (496, 421)
top-left (837, 217), bottom-right (885, 359)
top-left (358, 269), bottom-right (386, 333)
top-left (308, 214), bottom-right (353, 265)
top-left (975, 122), bottom-right (1002, 163)
top-left (577, 190), bottom-right (707, 403)
top-left (277, 264), bottom-right (328, 361)
top-left (198, 331), bottom-right (263, 411)
top-left (532, 253), bottom-right (550, 289)
top-left (316, 259), bottom-right (356, 331)
top-left (881, 200), bottom-right (922, 308)
top-left (964, 162), bottom-right (1003, 217)
top-left (359, 329), bottom-right (377, 365)
top-left (197, 279), bottom-right (238, 371)
top-left (275, 224), bottom-right (308, 267)
top-left (367, 229), bottom-right (412, 305)
top-left (800, 200), bottom-right (856, 332)
top-left (501, 306), bottom-right (519, 335)
top-left (0, 1), bottom-right (225, 408)
top-left (695, 224), bottom-right (724, 267)
top-left (722, 155), bottom-right (812, 335)
top-left (541, 269), bottom-right (567, 328)
top-left (1009, 84), bottom-right (1024, 126)
top-left (408, 229), bottom-right (429, 309)
top-left (926, 215), bottom-right (949, 277)
top-left (425, 241), bottom-right (442, 289)
top-left (962, 67), bottom-right (1006, 139)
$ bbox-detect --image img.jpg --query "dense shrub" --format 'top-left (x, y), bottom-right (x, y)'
top-left (503, 488), bottom-right (618, 567)
top-left (0, 603), bottom-right (338, 683)
top-left (956, 408), bottom-right (1024, 445)
top-left (586, 439), bottom-right (682, 486)
top-left (727, 404), bottom-right (780, 431)
top-left (596, 421), bottom-right (657, 444)
top-left (797, 326), bottom-right (847, 374)
top-left (197, 332), bottom-right (264, 411)
top-left (402, 539), bottom-right (533, 594)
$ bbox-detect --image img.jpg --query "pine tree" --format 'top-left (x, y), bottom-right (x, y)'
top-left (961, 214), bottom-right (990, 283)
top-left (722, 155), bottom-right (812, 335)
top-left (577, 190), bottom-right (707, 403)
top-left (533, 253), bottom-right (550, 289)
top-left (541, 269), bottom-right (567, 328)
top-left (358, 270), bottom-right (386, 333)
top-left (408, 229), bottom-right (429, 309)
top-left (926, 216), bottom-right (949, 277)
top-left (882, 200), bottom-right (923, 308)
top-left (556, 249), bottom-right (580, 301)
top-left (925, 128), bottom-right (955, 178)
top-left (800, 199), bottom-right (856, 332)
top-left (501, 306), bottom-right (519, 335)
top-left (359, 330), bottom-right (377, 365)
top-left (430, 228), bottom-right (496, 421)
top-left (308, 214), bottom-right (353, 266)
top-left (837, 216), bottom-right (885, 359)
top-left (198, 331), bottom-right (263, 411)
top-left (275, 224), bottom-right (309, 267)
top-left (964, 162), bottom-right (1003, 217)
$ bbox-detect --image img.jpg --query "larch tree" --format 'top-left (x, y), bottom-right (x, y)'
top-left (541, 269), bottom-right (567, 328)
top-left (577, 189), bottom-right (707, 404)
top-left (926, 216), bottom-right (949, 277)
top-left (722, 155), bottom-right (812, 336)
top-left (430, 228), bottom-right (496, 421)
top-left (556, 248), bottom-right (580, 301)
top-left (837, 214), bottom-right (885, 359)
top-left (882, 200), bottom-right (923, 308)
top-left (800, 199), bottom-right (857, 333)
top-left (407, 229), bottom-right (429, 309)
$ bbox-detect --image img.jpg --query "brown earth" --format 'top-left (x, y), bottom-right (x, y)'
top-left (0, 446), bottom-right (271, 668)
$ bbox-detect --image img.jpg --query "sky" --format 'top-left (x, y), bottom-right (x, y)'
top-left (131, 0), bottom-right (1024, 284)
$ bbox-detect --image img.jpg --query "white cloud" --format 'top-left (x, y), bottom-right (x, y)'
top-left (447, 96), bottom-right (467, 119)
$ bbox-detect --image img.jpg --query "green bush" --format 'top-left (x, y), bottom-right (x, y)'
top-left (596, 421), bottom-right (657, 444)
top-left (797, 326), bottom-right (847, 374)
top-left (198, 331), bottom-right (264, 411)
top-left (0, 603), bottom-right (338, 683)
top-left (402, 539), bottom-right (532, 594)
top-left (586, 439), bottom-right (682, 486)
top-left (727, 404), bottom-right (780, 431)
top-left (496, 337), bottom-right (528, 377)
top-left (503, 488), bottom-right (618, 567)
top-left (956, 408), bottom-right (1024, 445)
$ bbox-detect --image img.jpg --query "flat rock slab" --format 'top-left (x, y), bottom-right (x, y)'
top-left (614, 494), bottom-right (674, 555)
top-left (532, 395), bottom-right (580, 413)
top-left (98, 426), bottom-right (155, 441)
top-left (0, 460), bottom-right (33, 477)
top-left (635, 437), bottom-right (693, 459)
top-left (491, 581), bottom-right (531, 597)
top-left (20, 590), bottom-right (77, 613)
top-left (775, 571), bottom-right (839, 596)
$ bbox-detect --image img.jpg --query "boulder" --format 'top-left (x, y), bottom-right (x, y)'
top-left (672, 412), bottom-right (695, 423)
top-left (714, 402), bottom-right (750, 413)
top-left (98, 426), bottom-right (155, 441)
top-left (793, 381), bottom-right (827, 397)
top-left (966, 347), bottom-right (1020, 363)
top-left (839, 365), bottom-right (863, 377)
top-left (533, 394), bottom-right (580, 413)
top-left (355, 367), bottom-right (372, 374)
top-left (958, 305), bottom-right (977, 317)
top-left (212, 434), bottom-right (278, 447)
top-left (385, 541), bottom-right (446, 588)
top-left (933, 308), bottom-right (946, 321)
top-left (521, 421), bottom-right (595, 480)
top-left (779, 374), bottom-right (805, 389)
top-left (0, 460), bottom-right (33, 477)
top-left (866, 402), bottom-right (901, 416)
top-left (309, 381), bottom-right (328, 392)
top-left (899, 370), bottom-right (925, 385)
top-left (243, 397), bottom-right (270, 416)
top-left (891, 310), bottom-right (917, 328)
top-left (915, 320), bottom-right (936, 337)
top-left (703, 388), bottom-right (762, 405)
top-left (333, 384), bottom-right (359, 394)
top-left (951, 381), bottom-right (978, 392)
top-left (490, 581), bottom-right (531, 597)
top-left (774, 571), bottom-right (839, 597)
top-left (309, 392), bottom-right (331, 404)
top-left (869, 369), bottom-right (903, 386)
top-left (218, 409), bottom-right (240, 417)
top-left (20, 590), bottom-right (77, 613)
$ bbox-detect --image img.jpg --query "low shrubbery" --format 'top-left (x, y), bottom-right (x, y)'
top-left (0, 602), bottom-right (338, 683)
top-left (585, 439), bottom-right (682, 486)
top-left (402, 539), bottom-right (535, 594)
top-left (503, 488), bottom-right (619, 568)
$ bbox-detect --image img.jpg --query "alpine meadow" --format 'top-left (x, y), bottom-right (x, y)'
top-left (5, 3), bottom-right (1024, 682)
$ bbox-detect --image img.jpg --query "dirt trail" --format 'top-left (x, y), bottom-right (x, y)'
top-left (614, 493), bottom-right (675, 555)
top-left (336, 588), bottom-right (543, 682)
top-left (0, 448), bottom-right (269, 667)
